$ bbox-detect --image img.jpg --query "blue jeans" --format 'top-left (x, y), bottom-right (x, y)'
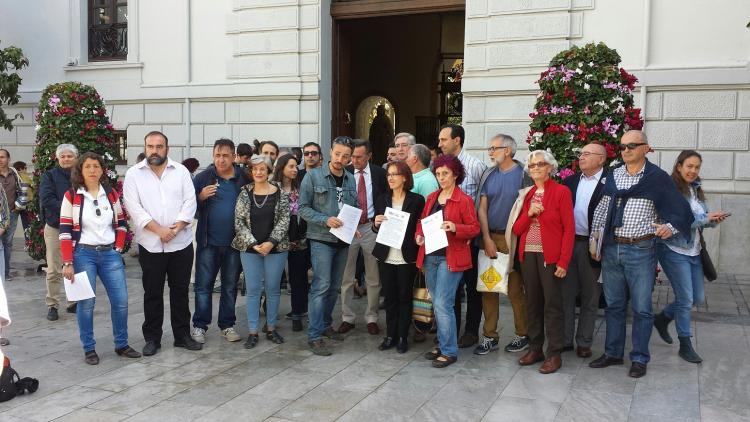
top-left (74, 247), bottom-right (129, 352)
top-left (656, 244), bottom-right (704, 337)
top-left (0, 211), bottom-right (18, 278)
top-left (308, 241), bottom-right (349, 341)
top-left (424, 255), bottom-right (463, 358)
top-left (192, 245), bottom-right (240, 331)
top-left (602, 239), bottom-right (657, 364)
top-left (241, 251), bottom-right (288, 333)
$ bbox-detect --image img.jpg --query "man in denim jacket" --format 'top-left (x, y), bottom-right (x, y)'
top-left (299, 136), bottom-right (358, 356)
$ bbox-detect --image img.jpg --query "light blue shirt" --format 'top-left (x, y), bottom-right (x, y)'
top-left (573, 168), bottom-right (603, 235)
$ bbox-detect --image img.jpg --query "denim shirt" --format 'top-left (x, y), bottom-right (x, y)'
top-left (660, 182), bottom-right (716, 250)
top-left (298, 165), bottom-right (358, 243)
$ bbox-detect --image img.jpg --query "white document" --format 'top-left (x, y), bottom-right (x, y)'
top-left (329, 204), bottom-right (362, 244)
top-left (376, 207), bottom-right (410, 249)
top-left (64, 272), bottom-right (95, 301)
top-left (422, 211), bottom-right (449, 255)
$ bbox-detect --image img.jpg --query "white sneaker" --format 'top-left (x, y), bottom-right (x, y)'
top-left (191, 327), bottom-right (206, 344)
top-left (222, 327), bottom-right (241, 342)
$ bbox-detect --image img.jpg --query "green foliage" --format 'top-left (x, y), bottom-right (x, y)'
top-left (0, 41), bottom-right (30, 131)
top-left (527, 42), bottom-right (644, 179)
top-left (26, 82), bottom-right (132, 260)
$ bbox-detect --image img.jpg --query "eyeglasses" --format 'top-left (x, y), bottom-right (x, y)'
top-left (487, 146), bottom-right (508, 153)
top-left (527, 162), bottom-right (549, 170)
top-left (386, 173), bottom-right (401, 178)
top-left (619, 143), bottom-right (648, 151)
top-left (93, 199), bottom-right (101, 217)
top-left (394, 143), bottom-right (410, 148)
top-left (303, 151), bottom-right (320, 156)
top-left (577, 151), bottom-right (605, 158)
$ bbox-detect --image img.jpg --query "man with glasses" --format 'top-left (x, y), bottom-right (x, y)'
top-left (393, 133), bottom-right (416, 162)
top-left (299, 142), bottom-right (322, 182)
top-left (561, 143), bottom-right (608, 358)
top-left (474, 134), bottom-right (533, 356)
top-left (299, 136), bottom-right (358, 356)
top-left (588, 130), bottom-right (693, 378)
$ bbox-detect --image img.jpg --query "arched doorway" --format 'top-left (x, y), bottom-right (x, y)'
top-left (355, 95), bottom-right (395, 164)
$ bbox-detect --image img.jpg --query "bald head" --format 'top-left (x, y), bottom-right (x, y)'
top-left (622, 130), bottom-right (647, 144)
top-left (578, 143), bottom-right (607, 175)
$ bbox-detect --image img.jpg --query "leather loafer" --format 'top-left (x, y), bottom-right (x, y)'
top-left (518, 350), bottom-right (545, 366)
top-left (396, 338), bottom-right (408, 354)
top-left (576, 346), bottom-right (592, 358)
top-left (84, 350), bottom-right (99, 365)
top-left (629, 362), bottom-right (647, 378)
top-left (588, 354), bottom-right (624, 368)
top-left (378, 337), bottom-right (395, 351)
top-left (338, 321), bottom-right (355, 334)
top-left (458, 334), bottom-right (478, 348)
top-left (174, 337), bottom-right (203, 351)
top-left (46, 307), bottom-right (59, 321)
top-left (142, 341), bottom-right (161, 356)
top-left (116, 346), bottom-right (142, 358)
top-left (367, 323), bottom-right (380, 335)
top-left (539, 355), bottom-right (562, 374)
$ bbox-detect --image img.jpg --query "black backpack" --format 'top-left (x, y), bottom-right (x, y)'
top-left (0, 356), bottom-right (38, 402)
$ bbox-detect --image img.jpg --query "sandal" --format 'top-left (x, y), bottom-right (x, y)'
top-left (432, 354), bottom-right (457, 368)
top-left (424, 348), bottom-right (441, 360)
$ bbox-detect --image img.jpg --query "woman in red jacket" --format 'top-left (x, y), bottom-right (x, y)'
top-left (511, 149), bottom-right (574, 374)
top-left (416, 155), bottom-right (480, 368)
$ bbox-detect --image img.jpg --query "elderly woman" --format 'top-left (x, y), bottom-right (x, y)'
top-left (59, 152), bottom-right (141, 364)
top-left (233, 155), bottom-right (291, 348)
top-left (416, 155), bottom-right (480, 368)
top-left (653, 150), bottom-right (728, 363)
top-left (39, 143), bottom-right (79, 321)
top-left (509, 150), bottom-right (574, 374)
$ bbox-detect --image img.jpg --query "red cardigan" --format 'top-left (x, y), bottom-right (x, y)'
top-left (416, 186), bottom-right (480, 272)
top-left (512, 179), bottom-right (575, 271)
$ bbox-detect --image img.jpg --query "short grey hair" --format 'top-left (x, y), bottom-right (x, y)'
top-left (409, 144), bottom-right (431, 168)
top-left (524, 149), bottom-right (559, 175)
top-left (249, 154), bottom-right (273, 173)
top-left (394, 132), bottom-right (416, 145)
top-left (491, 133), bottom-right (517, 157)
top-left (56, 144), bottom-right (79, 158)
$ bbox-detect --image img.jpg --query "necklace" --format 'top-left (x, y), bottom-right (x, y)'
top-left (253, 190), bottom-right (270, 208)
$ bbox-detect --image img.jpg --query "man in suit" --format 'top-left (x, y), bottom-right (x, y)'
top-left (561, 142), bottom-right (607, 358)
top-left (339, 139), bottom-right (388, 335)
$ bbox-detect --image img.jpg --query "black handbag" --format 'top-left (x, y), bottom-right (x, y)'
top-left (698, 229), bottom-right (717, 282)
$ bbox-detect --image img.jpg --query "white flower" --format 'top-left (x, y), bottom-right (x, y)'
top-left (532, 132), bottom-right (543, 140)
top-left (584, 83), bottom-right (590, 90)
top-left (104, 152), bottom-right (114, 161)
top-left (93, 110), bottom-right (98, 115)
top-left (35, 125), bottom-right (40, 131)
top-left (575, 68), bottom-right (583, 74)
top-left (589, 61), bottom-right (594, 67)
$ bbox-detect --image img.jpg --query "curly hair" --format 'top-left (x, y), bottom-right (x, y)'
top-left (71, 152), bottom-right (110, 191)
top-left (431, 154), bottom-right (465, 186)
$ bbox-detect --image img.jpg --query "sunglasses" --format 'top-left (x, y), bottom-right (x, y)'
top-left (577, 151), bottom-right (605, 158)
top-left (93, 199), bottom-right (101, 217)
top-left (619, 143), bottom-right (648, 150)
top-left (527, 162), bottom-right (549, 169)
top-left (303, 151), bottom-right (320, 156)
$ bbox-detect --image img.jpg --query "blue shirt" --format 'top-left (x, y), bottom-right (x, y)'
top-left (207, 177), bottom-right (240, 246)
top-left (481, 164), bottom-right (523, 231)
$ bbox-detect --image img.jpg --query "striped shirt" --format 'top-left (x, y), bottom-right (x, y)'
top-left (457, 148), bottom-right (487, 202)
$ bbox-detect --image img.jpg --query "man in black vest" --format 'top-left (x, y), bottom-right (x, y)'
top-left (562, 143), bottom-right (607, 358)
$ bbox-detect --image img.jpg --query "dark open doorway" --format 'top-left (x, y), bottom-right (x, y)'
top-left (332, 1), bottom-right (465, 165)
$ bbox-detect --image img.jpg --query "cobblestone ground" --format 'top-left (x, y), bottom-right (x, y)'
top-left (0, 244), bottom-right (749, 422)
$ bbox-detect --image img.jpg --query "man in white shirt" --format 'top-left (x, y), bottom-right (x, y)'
top-left (123, 131), bottom-right (201, 356)
top-left (561, 143), bottom-right (607, 358)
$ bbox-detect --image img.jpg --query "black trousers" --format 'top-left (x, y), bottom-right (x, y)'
top-left (520, 252), bottom-right (565, 356)
top-left (139, 244), bottom-right (194, 343)
top-left (288, 248), bottom-right (311, 318)
top-left (454, 245), bottom-right (482, 337)
top-left (378, 261), bottom-right (416, 340)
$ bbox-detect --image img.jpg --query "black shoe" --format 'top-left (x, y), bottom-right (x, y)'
top-left (678, 336), bottom-right (703, 363)
top-left (84, 350), bottom-right (99, 365)
top-left (142, 341), bottom-right (161, 356)
top-left (588, 354), bottom-right (624, 368)
top-left (396, 338), bottom-right (408, 354)
top-left (458, 334), bottom-right (478, 348)
top-left (66, 302), bottom-right (77, 314)
top-left (46, 307), bottom-right (59, 321)
top-left (244, 334), bottom-right (259, 349)
top-left (115, 346), bottom-right (142, 358)
top-left (562, 345), bottom-right (575, 352)
top-left (504, 335), bottom-right (529, 353)
top-left (174, 337), bottom-right (203, 351)
top-left (292, 319), bottom-right (303, 332)
top-left (266, 330), bottom-right (285, 344)
top-left (629, 362), bottom-right (647, 378)
top-left (654, 312), bottom-right (674, 344)
top-left (474, 336), bottom-right (500, 355)
top-left (0, 338), bottom-right (9, 346)
top-left (378, 337), bottom-right (396, 351)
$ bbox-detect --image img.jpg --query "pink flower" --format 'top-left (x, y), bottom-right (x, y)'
top-left (558, 168), bottom-right (575, 179)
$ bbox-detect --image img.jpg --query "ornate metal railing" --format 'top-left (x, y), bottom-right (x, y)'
top-left (88, 26), bottom-right (128, 61)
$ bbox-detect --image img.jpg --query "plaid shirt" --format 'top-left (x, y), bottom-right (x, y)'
top-left (457, 148), bottom-right (487, 202)
top-left (592, 164), bottom-right (675, 238)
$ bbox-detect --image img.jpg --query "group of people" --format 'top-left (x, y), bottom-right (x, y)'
top-left (31, 124), bottom-right (725, 378)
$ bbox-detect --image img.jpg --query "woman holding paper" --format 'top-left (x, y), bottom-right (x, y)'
top-left (510, 149), bottom-right (574, 374)
top-left (233, 155), bottom-right (291, 348)
top-left (415, 155), bottom-right (480, 368)
top-left (59, 152), bottom-right (141, 365)
top-left (372, 161), bottom-right (425, 353)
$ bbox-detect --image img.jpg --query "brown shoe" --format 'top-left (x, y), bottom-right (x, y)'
top-left (338, 321), bottom-right (355, 334)
top-left (518, 350), bottom-right (545, 366)
top-left (413, 330), bottom-right (426, 343)
top-left (457, 334), bottom-right (478, 348)
top-left (576, 346), bottom-right (592, 358)
top-left (367, 322), bottom-right (380, 335)
top-left (539, 355), bottom-right (562, 374)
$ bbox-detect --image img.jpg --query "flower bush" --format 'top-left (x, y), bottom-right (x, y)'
top-left (26, 82), bottom-right (132, 260)
top-left (527, 42), bottom-right (644, 178)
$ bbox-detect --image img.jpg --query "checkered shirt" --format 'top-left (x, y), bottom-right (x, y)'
top-left (457, 149), bottom-right (487, 202)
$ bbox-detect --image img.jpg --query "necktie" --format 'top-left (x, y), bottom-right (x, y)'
top-left (358, 170), bottom-right (367, 224)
